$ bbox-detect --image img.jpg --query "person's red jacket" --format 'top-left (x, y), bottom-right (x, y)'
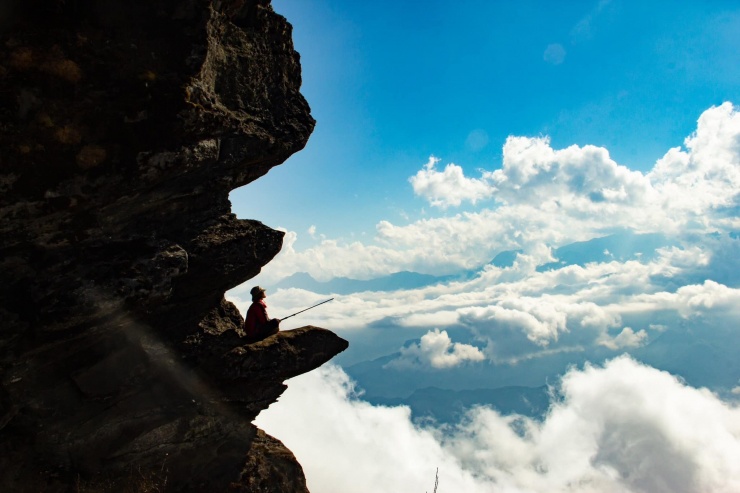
top-left (244, 300), bottom-right (269, 337)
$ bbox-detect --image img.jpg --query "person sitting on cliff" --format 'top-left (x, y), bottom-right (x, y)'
top-left (243, 286), bottom-right (280, 340)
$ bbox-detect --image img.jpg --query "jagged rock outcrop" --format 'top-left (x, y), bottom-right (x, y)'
top-left (0, 1), bottom-right (347, 491)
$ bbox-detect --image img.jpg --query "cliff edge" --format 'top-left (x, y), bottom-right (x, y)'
top-left (0, 1), bottom-right (346, 491)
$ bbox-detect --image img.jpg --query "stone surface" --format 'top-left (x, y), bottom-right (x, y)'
top-left (0, 1), bottom-right (345, 491)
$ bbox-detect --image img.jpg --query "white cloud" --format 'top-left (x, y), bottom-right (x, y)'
top-left (386, 329), bottom-right (485, 369)
top-left (490, 135), bottom-right (654, 211)
top-left (675, 280), bottom-right (740, 316)
top-left (648, 103), bottom-right (740, 227)
top-left (409, 156), bottom-right (494, 208)
top-left (257, 357), bottom-right (740, 493)
top-left (462, 302), bottom-right (567, 345)
top-left (256, 364), bottom-right (489, 493)
top-left (619, 279), bottom-right (740, 319)
top-left (597, 326), bottom-right (648, 350)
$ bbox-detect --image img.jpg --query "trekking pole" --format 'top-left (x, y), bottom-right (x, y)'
top-left (279, 298), bottom-right (334, 322)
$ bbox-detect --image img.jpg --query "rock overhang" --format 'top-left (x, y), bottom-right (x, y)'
top-left (0, 1), bottom-right (336, 491)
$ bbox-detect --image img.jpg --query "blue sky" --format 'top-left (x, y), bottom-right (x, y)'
top-left (228, 1), bottom-right (740, 491)
top-left (232, 0), bottom-right (740, 245)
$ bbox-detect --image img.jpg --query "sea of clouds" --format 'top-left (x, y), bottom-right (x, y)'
top-left (257, 358), bottom-right (740, 493)
top-left (230, 103), bottom-right (740, 492)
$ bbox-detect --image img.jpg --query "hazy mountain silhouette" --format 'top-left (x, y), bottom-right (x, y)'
top-left (369, 385), bottom-right (550, 422)
top-left (491, 249), bottom-right (523, 267)
top-left (344, 316), bottom-right (740, 416)
top-left (271, 271), bottom-right (456, 294)
top-left (536, 231), bottom-right (673, 271)
top-left (345, 349), bottom-right (586, 399)
top-left (271, 231), bottom-right (675, 294)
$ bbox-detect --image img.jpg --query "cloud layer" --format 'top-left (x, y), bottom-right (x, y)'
top-left (257, 358), bottom-right (740, 493)
top-left (241, 103), bottom-right (740, 285)
top-left (230, 239), bottom-right (740, 370)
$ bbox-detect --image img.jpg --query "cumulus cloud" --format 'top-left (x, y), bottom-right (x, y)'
top-left (386, 329), bottom-right (485, 369)
top-left (597, 326), bottom-right (648, 350)
top-left (490, 135), bottom-right (653, 209)
top-left (461, 299), bottom-right (570, 346)
top-left (409, 156), bottom-right (494, 208)
top-left (257, 358), bottom-right (740, 493)
top-left (619, 279), bottom-right (740, 318)
top-left (648, 103), bottom-right (740, 228)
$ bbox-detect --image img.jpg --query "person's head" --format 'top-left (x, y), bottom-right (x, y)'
top-left (250, 286), bottom-right (266, 301)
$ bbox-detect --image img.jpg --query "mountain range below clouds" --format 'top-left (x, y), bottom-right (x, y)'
top-left (536, 231), bottom-right (674, 271)
top-left (270, 270), bottom-right (459, 294)
top-left (271, 231), bottom-right (676, 295)
top-left (345, 345), bottom-right (596, 402)
top-left (341, 315), bottom-right (740, 424)
top-left (267, 229), bottom-right (740, 416)
top-left (370, 385), bottom-right (551, 424)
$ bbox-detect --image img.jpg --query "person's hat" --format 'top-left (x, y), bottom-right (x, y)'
top-left (250, 286), bottom-right (266, 296)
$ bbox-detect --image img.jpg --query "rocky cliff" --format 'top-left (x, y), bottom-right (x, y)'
top-left (0, 1), bottom-right (347, 491)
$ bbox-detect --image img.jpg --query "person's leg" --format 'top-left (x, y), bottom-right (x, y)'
top-left (255, 320), bottom-right (279, 339)
top-left (264, 319), bottom-right (279, 337)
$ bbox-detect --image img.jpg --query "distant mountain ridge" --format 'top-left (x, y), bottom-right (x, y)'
top-left (491, 232), bottom-right (673, 270)
top-left (271, 270), bottom-right (457, 294)
top-left (537, 231), bottom-right (673, 271)
top-left (272, 231), bottom-right (675, 294)
top-left (368, 385), bottom-right (551, 423)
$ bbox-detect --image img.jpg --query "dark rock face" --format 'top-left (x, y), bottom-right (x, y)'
top-left (0, 1), bottom-right (347, 491)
